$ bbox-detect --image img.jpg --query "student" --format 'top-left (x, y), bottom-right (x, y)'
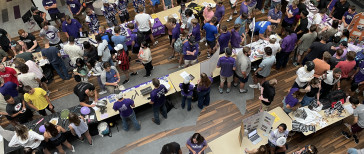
top-left (227, 0), bottom-right (239, 22)
top-left (162, 0), bottom-right (174, 10)
top-left (214, 0), bottom-right (225, 25)
top-left (66, 0), bottom-right (87, 31)
top-left (294, 25), bottom-right (317, 66)
top-left (217, 48), bottom-right (236, 93)
top-left (179, 78), bottom-right (194, 111)
top-left (96, 34), bottom-right (113, 66)
top-left (185, 9), bottom-right (195, 34)
top-left (150, 78), bottom-right (168, 125)
top-left (115, 44), bottom-right (138, 84)
top-left (351, 61), bottom-right (364, 93)
top-left (150, 0), bottom-right (160, 13)
top-left (268, 123), bottom-right (289, 154)
top-left (138, 41), bottom-right (153, 77)
top-left (332, 41), bottom-right (349, 59)
top-left (302, 34), bottom-right (330, 67)
top-left (330, 49), bottom-right (344, 69)
top-left (342, 6), bottom-right (357, 28)
top-left (170, 18), bottom-right (181, 59)
top-left (18, 29), bottom-right (40, 52)
top-left (268, 4), bottom-right (282, 27)
top-left (311, 9), bottom-right (325, 29)
top-left (63, 36), bottom-right (84, 66)
top-left (83, 41), bottom-right (98, 62)
top-left (85, 8), bottom-right (100, 34)
top-left (230, 24), bottom-right (243, 49)
top-left (62, 15), bottom-right (82, 39)
top-left (0, 80), bottom-right (18, 98)
top-left (203, 17), bottom-right (218, 58)
top-left (113, 93), bottom-right (141, 130)
top-left (217, 25), bottom-right (231, 54)
top-left (281, 0), bottom-right (299, 34)
top-left (283, 88), bottom-right (305, 114)
top-left (99, 26), bottom-right (114, 52)
top-left (73, 79), bottom-right (98, 107)
top-left (331, 0), bottom-right (350, 21)
top-left (42, 0), bottom-right (63, 28)
top-left (31, 6), bottom-right (47, 28)
top-left (111, 26), bottom-right (128, 53)
top-left (234, 13), bottom-right (248, 37)
top-left (24, 86), bottom-right (55, 116)
top-left (294, 145), bottom-right (318, 154)
top-left (101, 62), bottom-right (120, 93)
top-left (335, 51), bottom-right (356, 79)
top-left (88, 59), bottom-right (107, 94)
top-left (186, 133), bottom-right (208, 154)
top-left (341, 96), bottom-right (364, 144)
top-left (251, 21), bottom-right (273, 41)
top-left (197, 73), bottom-right (213, 109)
top-left (191, 18), bottom-right (201, 42)
top-left (234, 47), bottom-right (251, 93)
top-left (250, 47), bottom-right (275, 89)
top-left (203, 4), bottom-right (215, 24)
top-left (259, 79), bottom-right (277, 112)
top-left (320, 68), bottom-right (342, 98)
top-left (312, 52), bottom-right (331, 78)
top-left (266, 35), bottom-right (280, 57)
top-left (68, 112), bottom-right (93, 145)
top-left (166, 15), bottom-right (175, 46)
top-left (17, 63), bottom-right (42, 89)
top-left (135, 5), bottom-right (157, 45)
top-left (182, 36), bottom-right (199, 67)
top-left (276, 27), bottom-right (297, 70)
top-left (341, 29), bottom-right (350, 43)
top-left (115, 0), bottom-right (129, 23)
top-left (294, 10), bottom-right (309, 39)
top-left (101, 1), bottom-right (118, 27)
top-left (5, 95), bottom-right (33, 125)
top-left (39, 23), bottom-right (62, 46)
top-left (44, 122), bottom-right (75, 154)
top-left (161, 142), bottom-right (182, 154)
top-left (293, 61), bottom-right (315, 89)
top-left (128, 23), bottom-right (141, 54)
top-left (73, 58), bottom-right (89, 82)
top-left (301, 78), bottom-right (321, 107)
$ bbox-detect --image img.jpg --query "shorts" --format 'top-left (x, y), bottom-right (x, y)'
top-left (351, 123), bottom-right (364, 134)
top-left (38, 105), bottom-right (54, 116)
top-left (297, 48), bottom-right (306, 55)
top-left (261, 101), bottom-right (270, 111)
top-left (41, 76), bottom-right (48, 83)
top-left (119, 12), bottom-right (130, 23)
top-left (141, 29), bottom-right (152, 36)
top-left (184, 59), bottom-right (198, 65)
top-left (220, 75), bottom-right (233, 83)
top-left (50, 12), bottom-right (63, 21)
top-left (282, 20), bottom-right (293, 29)
top-left (247, 4), bottom-right (257, 15)
top-left (256, 73), bottom-right (265, 79)
top-left (235, 72), bottom-right (249, 83)
top-left (50, 133), bottom-right (67, 147)
top-left (119, 64), bottom-right (130, 71)
top-left (206, 40), bottom-right (216, 50)
top-left (292, 82), bottom-right (307, 89)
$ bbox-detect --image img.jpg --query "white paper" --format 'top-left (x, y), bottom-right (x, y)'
top-left (343, 104), bottom-right (354, 114)
top-left (172, 13), bottom-right (178, 19)
top-left (90, 115), bottom-right (95, 120)
top-left (180, 71), bottom-right (190, 80)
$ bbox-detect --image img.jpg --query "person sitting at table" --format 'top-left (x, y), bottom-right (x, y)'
top-left (17, 63), bottom-right (43, 90)
top-left (342, 6), bottom-right (357, 28)
top-left (63, 36), bottom-right (84, 66)
top-left (73, 76), bottom-right (98, 107)
top-left (68, 112), bottom-right (93, 145)
top-left (138, 41), bottom-right (153, 77)
top-left (24, 86), bottom-right (55, 116)
top-left (44, 122), bottom-right (75, 154)
top-left (73, 58), bottom-right (89, 82)
top-left (101, 62), bottom-right (120, 93)
top-left (115, 44), bottom-right (138, 84)
top-left (113, 93), bottom-right (141, 131)
top-left (0, 79), bottom-right (18, 98)
top-left (341, 96), bottom-right (364, 144)
top-left (294, 145), bottom-right (318, 154)
top-left (283, 88), bottom-right (305, 114)
top-left (85, 8), bottom-right (100, 34)
top-left (179, 78), bottom-right (194, 111)
top-left (250, 21), bottom-right (273, 41)
top-left (182, 36), bottom-right (199, 68)
top-left (268, 4), bottom-right (282, 27)
top-left (0, 63), bottom-right (19, 85)
top-left (9, 124), bottom-right (51, 154)
top-left (245, 145), bottom-right (268, 154)
top-left (268, 123), bottom-right (289, 154)
top-left (300, 78), bottom-right (321, 107)
top-left (83, 41), bottom-right (98, 62)
top-left (18, 29), bottom-right (41, 53)
top-left (150, 78), bottom-right (168, 125)
top-left (250, 47), bottom-right (275, 89)
top-left (101, 0), bottom-right (118, 27)
top-left (217, 48), bottom-right (235, 94)
top-left (4, 95), bottom-right (33, 125)
top-left (197, 73), bottom-right (213, 109)
top-left (186, 133), bottom-right (208, 154)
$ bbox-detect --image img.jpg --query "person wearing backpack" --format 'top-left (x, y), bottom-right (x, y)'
top-left (174, 34), bottom-right (188, 68)
top-left (127, 23), bottom-right (141, 55)
top-left (115, 44), bottom-right (138, 84)
top-left (99, 26), bottom-right (115, 53)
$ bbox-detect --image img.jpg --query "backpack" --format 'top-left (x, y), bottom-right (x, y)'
top-left (97, 122), bottom-right (112, 137)
top-left (173, 36), bottom-right (185, 53)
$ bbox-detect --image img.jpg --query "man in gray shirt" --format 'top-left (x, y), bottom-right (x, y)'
top-left (96, 34), bottom-right (113, 65)
top-left (250, 47), bottom-right (275, 89)
top-left (39, 23), bottom-right (61, 46)
top-left (234, 47), bottom-right (251, 93)
top-left (342, 96), bottom-right (364, 144)
top-left (294, 25), bottom-right (317, 66)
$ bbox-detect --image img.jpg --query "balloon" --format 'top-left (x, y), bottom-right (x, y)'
top-left (80, 107), bottom-right (91, 115)
top-left (39, 125), bottom-right (45, 133)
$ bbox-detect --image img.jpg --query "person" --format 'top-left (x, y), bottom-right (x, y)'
top-left (230, 24), bottom-right (243, 49)
top-left (135, 5), bottom-right (157, 45)
top-left (83, 41), bottom-right (98, 62)
top-left (73, 58), bottom-right (89, 82)
top-left (42, 0), bottom-right (63, 28)
top-left (73, 79), bottom-right (98, 107)
top-left (302, 34), bottom-right (330, 65)
top-left (66, 0), bottom-right (88, 31)
top-left (294, 25), bottom-right (317, 66)
top-left (115, 44), bottom-right (138, 84)
top-left (185, 9), bottom-right (195, 36)
top-left (101, 0), bottom-right (118, 27)
top-left (294, 145), bottom-right (318, 154)
top-left (96, 34), bottom-right (113, 66)
top-left (191, 18), bottom-right (201, 43)
top-left (342, 6), bottom-right (357, 28)
top-left (351, 61), bottom-right (364, 93)
top-left (9, 124), bottom-right (50, 154)
top-left (0, 46), bottom-right (8, 63)
top-left (63, 36), bottom-right (84, 66)
top-left (217, 25), bottom-right (231, 54)
top-left (245, 145), bottom-right (269, 154)
top-left (138, 41), bottom-right (153, 77)
top-left (227, 0), bottom-right (239, 22)
top-left (183, 36), bottom-right (199, 67)
top-left (250, 47), bottom-right (275, 89)
top-left (0, 28), bottom-right (11, 54)
top-left (62, 15), bottom-right (82, 39)
top-left (347, 148), bottom-right (364, 154)
top-left (267, 35), bottom-right (280, 57)
top-left (300, 77), bottom-right (321, 107)
top-left (320, 68), bottom-right (342, 98)
top-left (39, 23), bottom-right (62, 46)
top-left (203, 4), bottom-right (215, 24)
top-left (341, 29), bottom-right (350, 42)
top-left (18, 29), bottom-right (40, 52)
top-left (17, 63), bottom-right (42, 90)
top-left (179, 78), bottom-right (194, 111)
top-left (186, 133), bottom-right (208, 154)
top-left (85, 8), bottom-right (100, 34)
top-left (101, 62), bottom-right (120, 93)
top-left (331, 0), bottom-right (349, 21)
top-left (128, 23), bottom-right (140, 55)
top-left (293, 61), bottom-right (315, 89)
top-left (0, 63), bottom-right (19, 85)
top-left (283, 88), bottom-right (305, 114)
top-left (259, 79), bottom-right (277, 112)
top-left (113, 93), bottom-right (141, 131)
top-left (321, 20), bottom-right (339, 40)
top-left (111, 26), bottom-right (128, 53)
top-left (150, 0), bottom-right (160, 13)
top-left (335, 51), bottom-right (356, 79)
top-left (252, 21), bottom-right (273, 41)
top-left (133, 0), bottom-right (145, 13)
top-left (332, 41), bottom-right (349, 59)
top-left (160, 142), bottom-right (182, 154)
top-left (15, 57), bottom-right (49, 92)
top-left (31, 6), bottom-right (47, 28)
top-left (247, 0), bottom-right (257, 19)
top-left (281, 0), bottom-right (299, 34)
top-left (5, 95), bottom-right (33, 124)
top-left (170, 18), bottom-right (181, 59)
top-left (68, 112), bottom-right (93, 145)
top-left (14, 45), bottom-right (32, 62)
top-left (341, 96), bottom-right (364, 144)
top-left (24, 86), bottom-right (55, 116)
top-left (197, 73), bottom-right (213, 109)
top-left (203, 17), bottom-right (218, 58)
top-left (268, 123), bottom-right (289, 154)
top-left (214, 0), bottom-right (225, 25)
top-left (312, 52), bottom-right (331, 78)
top-left (115, 0), bottom-right (129, 23)
top-left (150, 78), bottom-right (168, 125)
top-left (0, 79), bottom-right (18, 98)
top-left (88, 59), bottom-right (107, 94)
top-left (239, 0), bottom-right (249, 19)
top-left (294, 10), bottom-right (309, 39)
top-left (310, 9), bottom-right (325, 29)
top-left (43, 122), bottom-right (75, 154)
top-left (99, 25), bottom-right (113, 52)
top-left (268, 4), bottom-right (282, 27)
top-left (234, 12), bottom-right (248, 37)
top-left (217, 48), bottom-right (236, 93)
top-left (234, 47), bottom-right (251, 93)
top-left (276, 27), bottom-right (297, 70)
top-left (41, 39), bottom-right (70, 80)
top-left (162, 0), bottom-right (174, 10)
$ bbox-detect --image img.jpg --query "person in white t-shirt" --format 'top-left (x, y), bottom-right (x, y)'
top-left (17, 64), bottom-right (42, 90)
top-left (310, 9), bottom-right (325, 30)
top-left (266, 35), bottom-right (280, 57)
top-left (268, 123), bottom-right (289, 154)
top-left (293, 61), bottom-right (315, 89)
top-left (63, 36), bottom-right (84, 66)
top-left (134, 5), bottom-right (158, 46)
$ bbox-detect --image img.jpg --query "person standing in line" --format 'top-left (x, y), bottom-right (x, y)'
top-left (87, 59), bottom-right (107, 94)
top-left (267, 4), bottom-right (282, 27)
top-left (217, 48), bottom-right (236, 93)
top-left (259, 79), bottom-right (277, 112)
top-left (230, 24), bottom-right (243, 49)
top-left (234, 47), bottom-right (251, 93)
top-left (42, 0), bottom-right (63, 28)
top-left (101, 0), bottom-right (118, 27)
top-left (179, 78), bottom-right (194, 111)
top-left (63, 36), bottom-right (84, 66)
top-left (276, 27), bottom-right (297, 70)
top-left (203, 17), bottom-right (218, 58)
top-left (39, 23), bottom-right (62, 46)
top-left (68, 113), bottom-right (93, 145)
top-left (111, 26), bottom-right (128, 54)
top-left (182, 36), bottom-right (199, 68)
top-left (217, 25), bottom-right (231, 54)
top-left (341, 96), bottom-right (364, 144)
top-left (135, 5), bottom-right (158, 45)
top-left (62, 15), bottom-right (83, 39)
top-left (85, 8), bottom-right (100, 34)
top-left (294, 25), bottom-right (317, 66)
top-left (113, 93), bottom-right (141, 130)
top-left (43, 122), bottom-right (75, 154)
top-left (66, 0), bottom-right (88, 31)
top-left (197, 73), bottom-right (213, 109)
top-left (186, 133), bottom-right (208, 154)
top-left (150, 78), bottom-right (168, 125)
top-left (138, 41), bottom-right (153, 77)
top-left (24, 86), bottom-right (55, 116)
top-left (115, 0), bottom-right (130, 24)
top-left (191, 18), bottom-right (201, 42)
top-left (280, 0), bottom-right (299, 35)
top-left (250, 47), bottom-right (276, 89)
top-left (214, 0), bottom-right (225, 26)
top-left (96, 35), bottom-right (113, 66)
top-left (114, 44), bottom-right (138, 84)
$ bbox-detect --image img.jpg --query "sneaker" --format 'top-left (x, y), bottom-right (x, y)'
top-left (227, 15), bottom-right (232, 22)
top-left (239, 89), bottom-right (248, 93)
top-left (233, 10), bottom-right (238, 14)
top-left (233, 83), bottom-right (238, 87)
top-left (168, 56), bottom-right (175, 60)
top-left (178, 65), bottom-right (184, 68)
top-left (131, 72), bottom-right (138, 76)
top-left (152, 66), bottom-right (154, 70)
top-left (226, 88), bottom-right (231, 93)
top-left (261, 9), bottom-right (265, 13)
top-left (154, 41), bottom-right (159, 45)
top-left (205, 43), bottom-right (208, 46)
top-left (78, 138), bottom-right (85, 142)
top-left (218, 87), bottom-right (223, 94)
top-left (47, 90), bottom-right (51, 96)
top-left (89, 139), bottom-right (93, 146)
top-left (249, 84), bottom-right (259, 89)
top-left (207, 53), bottom-right (211, 58)
top-left (200, 37), bottom-right (206, 43)
top-left (152, 118), bottom-right (160, 125)
top-left (353, 135), bottom-right (359, 144)
top-left (71, 145), bottom-right (75, 152)
top-left (341, 131), bottom-right (351, 139)
top-left (99, 90), bottom-right (107, 95)
top-left (122, 80), bottom-right (129, 84)
top-left (143, 74), bottom-right (151, 78)
top-left (135, 59), bottom-right (141, 63)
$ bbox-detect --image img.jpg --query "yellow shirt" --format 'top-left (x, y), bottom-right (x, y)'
top-left (24, 88), bottom-right (48, 110)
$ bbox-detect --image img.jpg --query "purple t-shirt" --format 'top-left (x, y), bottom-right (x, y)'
top-left (150, 84), bottom-right (167, 106)
top-left (218, 32), bottom-right (231, 53)
top-left (281, 33), bottom-right (297, 52)
top-left (183, 42), bottom-right (199, 60)
top-left (230, 29), bottom-right (241, 48)
top-left (186, 138), bottom-right (207, 153)
top-left (192, 24), bottom-right (201, 42)
top-left (285, 88), bottom-right (299, 107)
top-left (217, 56), bottom-right (236, 77)
top-left (328, 0), bottom-right (338, 11)
top-left (172, 23), bottom-right (181, 40)
top-left (179, 83), bottom-right (194, 96)
top-left (62, 19), bottom-right (82, 38)
top-left (131, 29), bottom-right (139, 47)
top-left (67, 0), bottom-right (82, 14)
top-left (215, 5), bottom-right (225, 22)
top-left (343, 11), bottom-right (357, 24)
top-left (248, 0), bottom-right (257, 7)
top-left (42, 0), bottom-right (60, 14)
top-left (284, 5), bottom-right (299, 24)
top-left (355, 62), bottom-right (364, 83)
top-left (240, 2), bottom-right (248, 16)
top-left (197, 77), bottom-right (213, 92)
top-left (113, 98), bottom-right (134, 117)
top-left (0, 81), bottom-right (18, 98)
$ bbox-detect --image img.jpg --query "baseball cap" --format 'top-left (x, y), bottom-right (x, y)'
top-left (114, 44), bottom-right (124, 51)
top-left (269, 35), bottom-right (277, 40)
top-left (117, 93), bottom-right (124, 99)
top-left (31, 6), bottom-right (38, 12)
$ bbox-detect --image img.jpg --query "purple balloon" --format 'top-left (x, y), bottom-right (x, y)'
top-left (80, 107), bottom-right (91, 115)
top-left (39, 125), bottom-right (45, 133)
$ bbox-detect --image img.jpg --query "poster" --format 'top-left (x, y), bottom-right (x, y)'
top-left (243, 111), bottom-right (275, 134)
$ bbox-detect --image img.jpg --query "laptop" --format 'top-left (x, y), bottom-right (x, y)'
top-left (248, 129), bottom-right (262, 145)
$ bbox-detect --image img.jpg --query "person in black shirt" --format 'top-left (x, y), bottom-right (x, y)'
top-left (31, 6), bottom-right (47, 28)
top-left (259, 79), bottom-right (277, 112)
top-left (18, 29), bottom-right (40, 52)
top-left (0, 28), bottom-right (11, 52)
top-left (5, 95), bottom-right (33, 125)
top-left (331, 0), bottom-right (350, 21)
top-left (295, 10), bottom-right (309, 39)
top-left (160, 142), bottom-right (182, 154)
top-left (83, 41), bottom-right (98, 62)
top-left (73, 76), bottom-right (98, 107)
top-left (302, 34), bottom-right (330, 65)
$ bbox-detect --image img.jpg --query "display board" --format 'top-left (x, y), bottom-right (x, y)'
top-left (242, 111), bottom-right (275, 134)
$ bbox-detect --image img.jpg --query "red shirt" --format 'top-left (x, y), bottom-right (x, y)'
top-left (0, 67), bottom-right (19, 85)
top-left (335, 60), bottom-right (356, 78)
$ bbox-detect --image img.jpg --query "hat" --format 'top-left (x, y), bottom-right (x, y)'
top-left (31, 6), bottom-right (38, 12)
top-left (183, 78), bottom-right (190, 84)
top-left (117, 93), bottom-right (124, 99)
top-left (276, 137), bottom-right (286, 146)
top-left (114, 44), bottom-right (124, 51)
top-left (269, 35), bottom-right (277, 40)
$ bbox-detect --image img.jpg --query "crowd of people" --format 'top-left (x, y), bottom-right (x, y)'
top-left (0, 0), bottom-right (361, 153)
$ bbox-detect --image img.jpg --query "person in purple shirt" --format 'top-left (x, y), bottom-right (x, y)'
top-left (62, 15), bottom-right (82, 39)
top-left (240, 0), bottom-right (250, 18)
top-left (66, 0), bottom-right (88, 31)
top-left (101, 1), bottom-right (118, 27)
top-left (328, 0), bottom-right (338, 12)
top-left (170, 18), bottom-right (181, 58)
top-left (179, 78), bottom-right (194, 111)
top-left (183, 36), bottom-right (199, 67)
top-left (113, 93), bottom-right (141, 131)
top-left (150, 78), bottom-right (168, 125)
top-left (342, 6), bottom-right (357, 28)
top-left (247, 0), bottom-right (257, 18)
top-left (281, 1), bottom-right (299, 34)
top-left (276, 27), bottom-right (297, 69)
top-left (127, 23), bottom-right (140, 54)
top-left (217, 48), bottom-right (236, 94)
top-left (0, 81), bottom-right (18, 98)
top-left (214, 0), bottom-right (225, 25)
top-left (186, 133), bottom-right (208, 154)
top-left (283, 88), bottom-right (305, 114)
top-left (231, 24), bottom-right (243, 48)
top-left (268, 4), bottom-right (282, 27)
top-left (351, 61), bottom-right (364, 92)
top-left (197, 73), bottom-right (213, 109)
top-left (191, 18), bottom-right (201, 42)
top-left (42, 0), bottom-right (63, 28)
top-left (217, 25), bottom-right (231, 54)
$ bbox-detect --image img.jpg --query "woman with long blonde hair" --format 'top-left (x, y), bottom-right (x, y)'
top-left (197, 73), bottom-right (213, 109)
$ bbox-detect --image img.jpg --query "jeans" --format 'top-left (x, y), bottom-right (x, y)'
top-left (153, 103), bottom-right (167, 124)
top-left (300, 95), bottom-right (315, 107)
top-left (198, 89), bottom-right (211, 109)
top-left (51, 62), bottom-right (69, 80)
top-left (282, 97), bottom-right (292, 114)
top-left (143, 61), bottom-right (153, 76)
top-left (121, 111), bottom-right (140, 131)
top-left (276, 51), bottom-right (291, 69)
top-left (97, 76), bottom-right (106, 91)
top-left (181, 95), bottom-right (192, 110)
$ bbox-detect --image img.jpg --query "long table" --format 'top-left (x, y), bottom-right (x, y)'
top-left (208, 107), bottom-right (293, 154)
